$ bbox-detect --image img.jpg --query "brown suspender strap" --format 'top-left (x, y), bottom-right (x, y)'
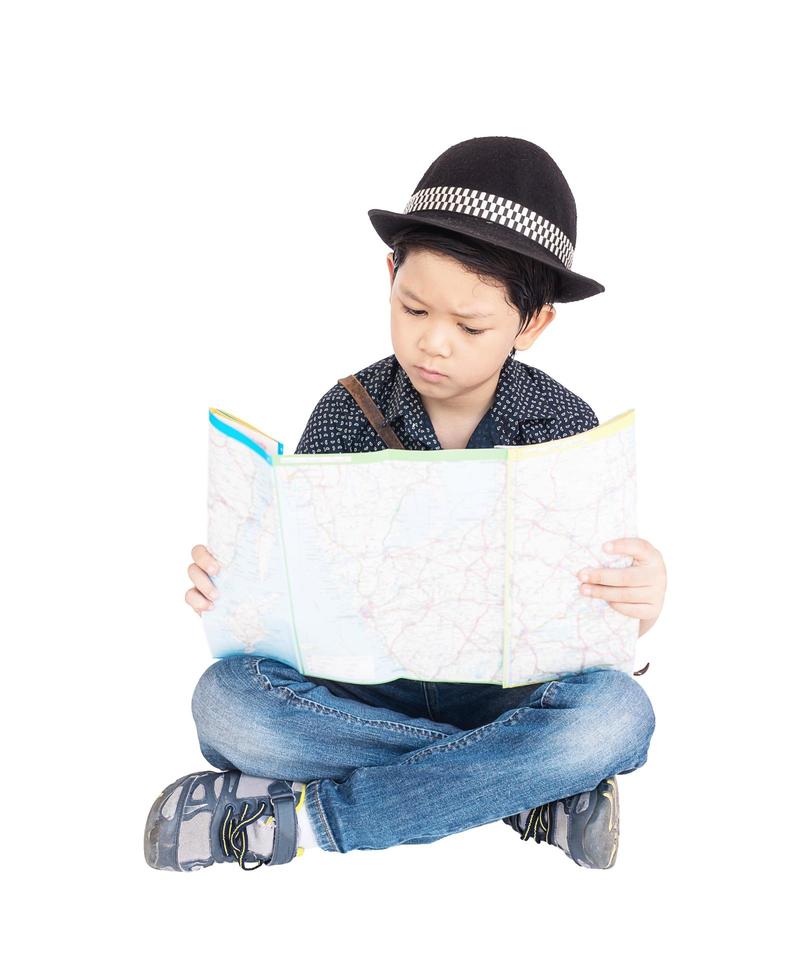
top-left (338, 374), bottom-right (406, 450)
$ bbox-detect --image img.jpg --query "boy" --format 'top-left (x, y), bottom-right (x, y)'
top-left (145, 137), bottom-right (666, 872)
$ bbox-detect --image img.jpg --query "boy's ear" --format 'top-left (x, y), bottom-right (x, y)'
top-left (387, 251), bottom-right (396, 288)
top-left (513, 305), bottom-right (556, 353)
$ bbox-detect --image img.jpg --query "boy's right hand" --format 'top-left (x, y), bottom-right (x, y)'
top-left (186, 544), bottom-right (221, 616)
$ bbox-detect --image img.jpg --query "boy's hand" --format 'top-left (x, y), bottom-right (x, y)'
top-left (577, 537), bottom-right (666, 637)
top-left (186, 543), bottom-right (221, 616)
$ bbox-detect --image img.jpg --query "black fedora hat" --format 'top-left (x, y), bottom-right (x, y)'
top-left (368, 136), bottom-right (605, 303)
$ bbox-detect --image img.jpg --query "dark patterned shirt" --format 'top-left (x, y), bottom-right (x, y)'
top-left (294, 352), bottom-right (599, 454)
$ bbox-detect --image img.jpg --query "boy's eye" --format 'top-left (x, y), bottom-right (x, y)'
top-left (402, 304), bottom-right (485, 336)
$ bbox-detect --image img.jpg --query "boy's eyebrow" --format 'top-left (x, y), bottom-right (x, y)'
top-left (400, 286), bottom-right (494, 319)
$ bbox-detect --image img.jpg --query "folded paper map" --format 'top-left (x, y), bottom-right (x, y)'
top-left (202, 407), bottom-right (639, 688)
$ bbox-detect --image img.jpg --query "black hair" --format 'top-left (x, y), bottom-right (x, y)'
top-left (389, 224), bottom-right (560, 358)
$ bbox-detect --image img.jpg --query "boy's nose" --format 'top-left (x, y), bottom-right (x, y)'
top-left (417, 323), bottom-right (454, 354)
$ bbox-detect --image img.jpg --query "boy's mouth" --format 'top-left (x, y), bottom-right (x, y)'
top-left (416, 364), bottom-right (447, 380)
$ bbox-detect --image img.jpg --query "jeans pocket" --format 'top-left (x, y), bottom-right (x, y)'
top-left (538, 680), bottom-right (561, 707)
top-left (252, 664), bottom-right (273, 691)
top-left (251, 657), bottom-right (309, 696)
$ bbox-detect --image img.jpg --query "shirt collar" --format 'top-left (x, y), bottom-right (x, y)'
top-left (382, 355), bottom-right (557, 446)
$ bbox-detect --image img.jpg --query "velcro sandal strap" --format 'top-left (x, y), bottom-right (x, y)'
top-left (266, 780), bottom-right (298, 865)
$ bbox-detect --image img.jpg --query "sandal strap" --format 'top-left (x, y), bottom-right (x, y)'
top-left (265, 780), bottom-right (298, 865)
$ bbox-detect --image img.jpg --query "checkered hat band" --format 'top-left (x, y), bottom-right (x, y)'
top-left (403, 186), bottom-right (574, 269)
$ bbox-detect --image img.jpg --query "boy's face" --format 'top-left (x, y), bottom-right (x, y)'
top-left (387, 248), bottom-right (555, 409)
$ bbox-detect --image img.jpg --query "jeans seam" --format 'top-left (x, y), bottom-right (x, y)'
top-left (397, 693), bottom-right (550, 766)
top-left (309, 779), bottom-right (339, 852)
top-left (249, 659), bottom-right (446, 741)
top-left (399, 716), bottom-right (502, 765)
top-left (421, 682), bottom-right (436, 721)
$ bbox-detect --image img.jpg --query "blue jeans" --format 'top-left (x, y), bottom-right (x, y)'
top-left (190, 656), bottom-right (656, 853)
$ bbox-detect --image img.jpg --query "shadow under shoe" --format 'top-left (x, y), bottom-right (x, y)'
top-left (144, 769), bottom-right (304, 871)
top-left (502, 776), bottom-right (620, 869)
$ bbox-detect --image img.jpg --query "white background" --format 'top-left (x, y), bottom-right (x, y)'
top-left (3, 1), bottom-right (787, 976)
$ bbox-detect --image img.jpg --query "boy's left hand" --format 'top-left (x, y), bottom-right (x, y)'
top-left (577, 537), bottom-right (666, 637)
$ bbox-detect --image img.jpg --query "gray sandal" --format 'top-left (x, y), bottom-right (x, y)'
top-left (144, 769), bottom-right (301, 871)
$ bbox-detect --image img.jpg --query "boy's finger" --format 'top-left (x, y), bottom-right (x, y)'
top-left (188, 563), bottom-right (219, 600)
top-left (191, 543), bottom-right (221, 576)
top-left (578, 564), bottom-right (653, 586)
top-left (185, 587), bottom-right (214, 614)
